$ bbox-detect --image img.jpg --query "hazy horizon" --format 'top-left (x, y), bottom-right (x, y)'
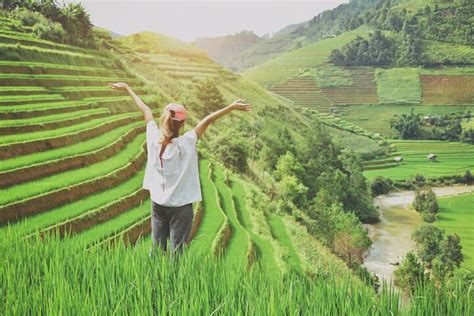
top-left (68, 0), bottom-right (348, 42)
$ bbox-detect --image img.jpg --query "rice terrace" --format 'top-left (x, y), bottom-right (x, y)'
top-left (0, 0), bottom-right (473, 315)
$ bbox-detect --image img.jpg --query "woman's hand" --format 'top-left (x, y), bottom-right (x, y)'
top-left (108, 82), bottom-right (129, 91)
top-left (230, 99), bottom-right (252, 112)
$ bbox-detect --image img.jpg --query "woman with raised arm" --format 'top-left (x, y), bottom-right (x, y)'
top-left (108, 82), bottom-right (251, 255)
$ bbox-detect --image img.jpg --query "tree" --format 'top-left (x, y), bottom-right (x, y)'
top-left (194, 78), bottom-right (225, 116)
top-left (412, 224), bottom-right (444, 269)
top-left (390, 108), bottom-right (422, 139)
top-left (413, 186), bottom-right (438, 220)
top-left (330, 31), bottom-right (396, 66)
top-left (462, 129), bottom-right (474, 144)
top-left (370, 176), bottom-right (393, 196)
top-left (210, 129), bottom-right (249, 173)
top-left (273, 151), bottom-right (304, 182)
top-left (441, 120), bottom-right (462, 141)
top-left (432, 234), bottom-right (463, 282)
top-left (395, 251), bottom-right (426, 292)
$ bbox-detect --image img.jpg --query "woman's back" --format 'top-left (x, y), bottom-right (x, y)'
top-left (143, 120), bottom-right (201, 207)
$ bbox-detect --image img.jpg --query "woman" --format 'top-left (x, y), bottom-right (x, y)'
top-left (108, 82), bottom-right (251, 255)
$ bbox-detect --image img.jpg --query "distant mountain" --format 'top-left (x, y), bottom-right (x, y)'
top-left (195, 0), bottom-right (386, 72)
top-left (193, 31), bottom-right (264, 71)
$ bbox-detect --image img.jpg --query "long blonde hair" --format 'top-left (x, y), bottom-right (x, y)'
top-left (159, 110), bottom-right (185, 143)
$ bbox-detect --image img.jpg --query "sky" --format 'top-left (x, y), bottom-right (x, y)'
top-left (69, 0), bottom-right (348, 42)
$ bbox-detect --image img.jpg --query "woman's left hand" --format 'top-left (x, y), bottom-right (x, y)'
top-left (108, 82), bottom-right (129, 91)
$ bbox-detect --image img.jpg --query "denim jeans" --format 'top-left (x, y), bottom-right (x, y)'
top-left (149, 200), bottom-right (193, 255)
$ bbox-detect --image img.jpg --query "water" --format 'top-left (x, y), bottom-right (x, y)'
top-left (363, 185), bottom-right (474, 284)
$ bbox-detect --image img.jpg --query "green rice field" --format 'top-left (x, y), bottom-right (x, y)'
top-left (363, 140), bottom-right (474, 181)
top-left (437, 192), bottom-right (474, 271)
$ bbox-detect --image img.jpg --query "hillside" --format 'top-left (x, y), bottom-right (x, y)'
top-left (239, 0), bottom-right (474, 183)
top-left (0, 8), bottom-right (374, 305)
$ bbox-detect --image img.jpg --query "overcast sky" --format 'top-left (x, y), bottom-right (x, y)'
top-left (69, 1), bottom-right (348, 42)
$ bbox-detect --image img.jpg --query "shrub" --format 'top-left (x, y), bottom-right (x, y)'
top-left (413, 186), bottom-right (438, 218)
top-left (370, 176), bottom-right (393, 196)
top-left (461, 170), bottom-right (474, 184)
top-left (422, 212), bottom-right (436, 223)
top-left (32, 20), bottom-right (66, 43)
top-left (10, 7), bottom-right (47, 26)
top-left (395, 251), bottom-right (426, 293)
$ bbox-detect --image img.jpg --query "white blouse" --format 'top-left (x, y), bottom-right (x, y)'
top-left (142, 120), bottom-right (202, 207)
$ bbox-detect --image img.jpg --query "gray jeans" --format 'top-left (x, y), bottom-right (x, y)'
top-left (150, 200), bottom-right (194, 255)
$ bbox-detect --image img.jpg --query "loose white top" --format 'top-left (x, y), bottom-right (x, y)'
top-left (142, 120), bottom-right (202, 207)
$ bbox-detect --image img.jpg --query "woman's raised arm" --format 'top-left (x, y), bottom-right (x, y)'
top-left (108, 82), bottom-right (153, 123)
top-left (194, 99), bottom-right (251, 139)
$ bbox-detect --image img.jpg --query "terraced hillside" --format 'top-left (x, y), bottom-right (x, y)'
top-left (268, 77), bottom-right (332, 112)
top-left (319, 68), bottom-right (379, 106)
top-left (0, 15), bottom-right (358, 284)
top-left (0, 16), bottom-right (155, 241)
top-left (116, 32), bottom-right (239, 83)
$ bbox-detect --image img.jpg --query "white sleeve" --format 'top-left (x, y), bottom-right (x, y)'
top-left (146, 120), bottom-right (160, 147)
top-left (182, 129), bottom-right (198, 147)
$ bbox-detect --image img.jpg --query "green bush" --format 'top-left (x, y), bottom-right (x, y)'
top-left (32, 20), bottom-right (66, 43)
top-left (370, 176), bottom-right (393, 196)
top-left (413, 186), bottom-right (438, 219)
top-left (422, 212), bottom-right (436, 223)
top-left (10, 7), bottom-right (47, 26)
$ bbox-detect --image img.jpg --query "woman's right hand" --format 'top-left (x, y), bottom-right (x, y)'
top-left (108, 82), bottom-right (129, 91)
top-left (230, 99), bottom-right (252, 112)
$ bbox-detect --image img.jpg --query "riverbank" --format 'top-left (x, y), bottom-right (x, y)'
top-left (363, 184), bottom-right (474, 284)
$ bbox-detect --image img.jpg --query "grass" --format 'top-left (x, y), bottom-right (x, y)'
top-left (281, 214), bottom-right (359, 280)
top-left (0, 94), bottom-right (65, 103)
top-left (328, 127), bottom-right (386, 159)
top-left (189, 160), bottom-right (225, 252)
top-left (3, 225), bottom-right (472, 314)
top-left (306, 109), bottom-right (377, 138)
top-left (302, 65), bottom-right (353, 88)
top-left (0, 228), bottom-right (396, 315)
top-left (0, 108), bottom-right (110, 128)
top-left (436, 192), bottom-right (474, 271)
top-left (267, 213), bottom-right (302, 272)
top-left (231, 177), bottom-right (283, 273)
top-left (0, 135), bottom-right (144, 206)
top-left (0, 112), bottom-right (138, 145)
top-left (363, 140), bottom-right (474, 181)
top-left (0, 60), bottom-right (118, 73)
top-left (374, 68), bottom-right (422, 104)
top-left (0, 100), bottom-right (87, 113)
top-left (68, 200), bottom-right (149, 246)
top-left (0, 121), bottom-right (142, 172)
top-left (213, 164), bottom-right (250, 267)
top-left (8, 169), bottom-right (146, 237)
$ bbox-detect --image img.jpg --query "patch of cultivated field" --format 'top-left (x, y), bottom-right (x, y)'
top-left (343, 105), bottom-right (474, 136)
top-left (363, 140), bottom-right (474, 181)
top-left (437, 192), bottom-right (474, 271)
top-left (422, 75), bottom-right (474, 105)
top-left (374, 68), bottom-right (421, 105)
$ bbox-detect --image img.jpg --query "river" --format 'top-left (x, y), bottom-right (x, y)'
top-left (363, 185), bottom-right (474, 285)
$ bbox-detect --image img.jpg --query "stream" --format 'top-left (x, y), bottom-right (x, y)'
top-left (363, 185), bottom-right (474, 284)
